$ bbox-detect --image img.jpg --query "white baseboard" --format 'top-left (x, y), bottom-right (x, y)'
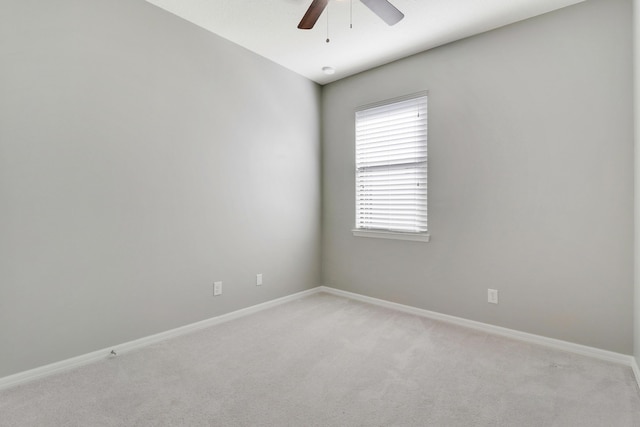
top-left (319, 286), bottom-right (635, 368)
top-left (632, 357), bottom-right (640, 391)
top-left (0, 287), bottom-right (322, 392)
top-left (3, 285), bottom-right (639, 393)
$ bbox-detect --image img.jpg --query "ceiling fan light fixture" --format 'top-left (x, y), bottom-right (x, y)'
top-left (298, 0), bottom-right (404, 30)
top-left (322, 66), bottom-right (336, 75)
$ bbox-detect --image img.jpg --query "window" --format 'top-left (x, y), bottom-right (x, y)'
top-left (353, 92), bottom-right (428, 242)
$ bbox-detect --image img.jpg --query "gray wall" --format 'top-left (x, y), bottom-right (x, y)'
top-left (0, 0), bottom-right (321, 377)
top-left (322, 0), bottom-right (634, 354)
top-left (634, 0), bottom-right (640, 365)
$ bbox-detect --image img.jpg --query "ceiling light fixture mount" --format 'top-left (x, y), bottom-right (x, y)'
top-left (322, 66), bottom-right (336, 75)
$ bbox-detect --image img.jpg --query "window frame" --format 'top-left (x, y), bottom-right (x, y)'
top-left (352, 91), bottom-right (429, 243)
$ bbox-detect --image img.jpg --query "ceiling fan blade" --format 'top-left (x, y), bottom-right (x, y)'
top-left (359, 0), bottom-right (404, 26)
top-left (298, 0), bottom-right (329, 30)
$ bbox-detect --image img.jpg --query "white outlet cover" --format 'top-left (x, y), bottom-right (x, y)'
top-left (214, 281), bottom-right (222, 296)
top-left (256, 274), bottom-right (263, 286)
top-left (488, 289), bottom-right (498, 304)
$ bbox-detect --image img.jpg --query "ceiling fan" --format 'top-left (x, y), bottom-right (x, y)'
top-left (298, 0), bottom-right (404, 30)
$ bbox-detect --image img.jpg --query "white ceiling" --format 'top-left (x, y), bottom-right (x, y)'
top-left (144, 0), bottom-right (584, 85)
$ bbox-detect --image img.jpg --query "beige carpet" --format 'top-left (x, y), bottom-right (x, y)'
top-left (1, 292), bottom-right (639, 426)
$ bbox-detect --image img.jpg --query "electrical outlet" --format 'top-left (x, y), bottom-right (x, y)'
top-left (488, 289), bottom-right (498, 304)
top-left (214, 281), bottom-right (222, 296)
top-left (256, 273), bottom-right (263, 286)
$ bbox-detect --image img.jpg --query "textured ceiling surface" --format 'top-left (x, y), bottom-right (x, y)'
top-left (144, 0), bottom-right (584, 85)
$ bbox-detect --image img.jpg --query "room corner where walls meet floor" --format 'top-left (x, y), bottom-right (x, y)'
top-left (2, 286), bottom-right (639, 393)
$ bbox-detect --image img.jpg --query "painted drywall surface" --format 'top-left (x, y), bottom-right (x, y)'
top-left (0, 0), bottom-right (321, 377)
top-left (322, 0), bottom-right (634, 354)
top-left (634, 0), bottom-right (640, 364)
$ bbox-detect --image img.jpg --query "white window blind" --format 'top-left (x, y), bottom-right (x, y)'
top-left (355, 93), bottom-right (427, 236)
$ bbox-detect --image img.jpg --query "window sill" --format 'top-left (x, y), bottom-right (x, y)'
top-left (352, 229), bottom-right (430, 242)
